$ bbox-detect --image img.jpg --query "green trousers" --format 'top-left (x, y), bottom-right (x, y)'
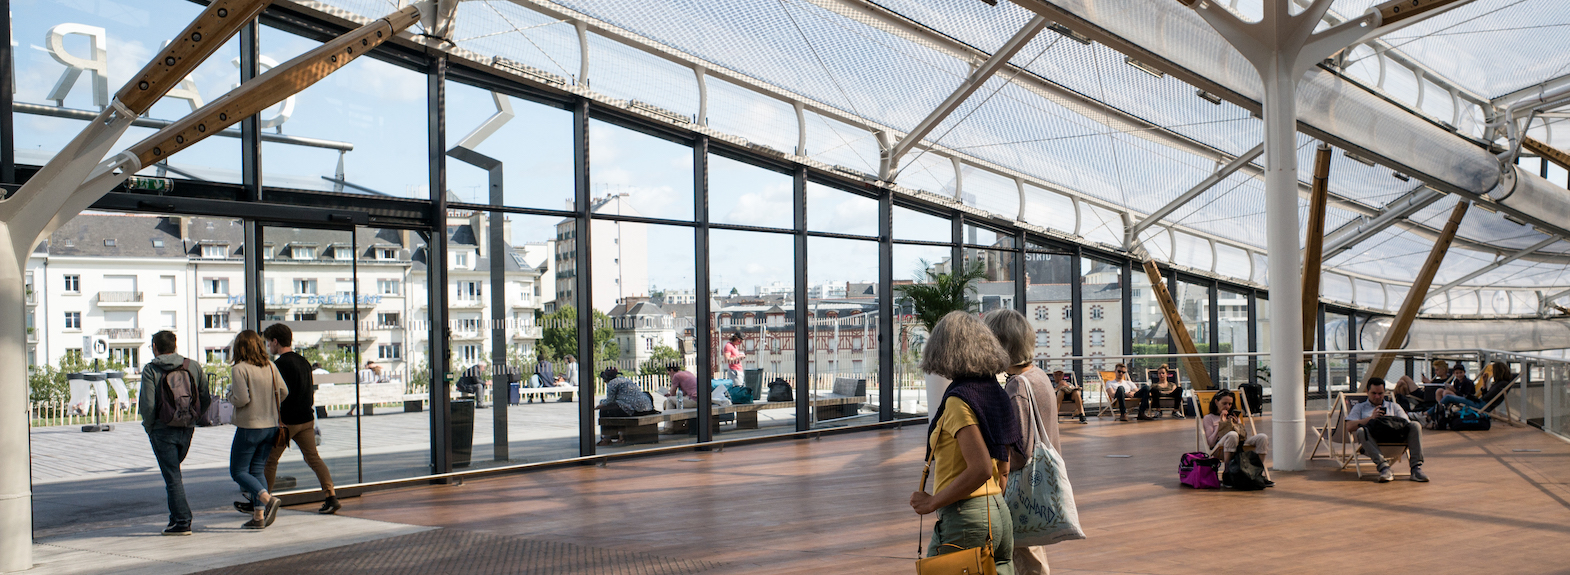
top-left (927, 493), bottom-right (1014, 574)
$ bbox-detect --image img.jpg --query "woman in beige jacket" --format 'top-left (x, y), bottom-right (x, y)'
top-left (228, 330), bottom-right (288, 529)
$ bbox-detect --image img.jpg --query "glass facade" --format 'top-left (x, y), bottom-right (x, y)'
top-left (16, 0), bottom-right (1466, 495)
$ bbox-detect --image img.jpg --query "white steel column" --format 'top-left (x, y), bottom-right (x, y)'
top-left (1178, 0), bottom-right (1440, 471)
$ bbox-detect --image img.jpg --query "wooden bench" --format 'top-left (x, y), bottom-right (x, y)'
top-left (815, 378), bottom-right (867, 420)
top-left (598, 393), bottom-right (868, 445)
top-left (311, 372), bottom-right (422, 417)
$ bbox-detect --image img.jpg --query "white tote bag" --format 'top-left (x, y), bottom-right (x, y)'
top-left (1004, 376), bottom-right (1086, 546)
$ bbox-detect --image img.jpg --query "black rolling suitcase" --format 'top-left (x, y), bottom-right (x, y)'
top-left (1239, 383), bottom-right (1265, 415)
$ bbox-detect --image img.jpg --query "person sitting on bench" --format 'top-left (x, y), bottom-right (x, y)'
top-left (1347, 378), bottom-right (1428, 483)
top-left (1105, 363), bottom-right (1142, 422)
top-left (1136, 364), bottom-right (1184, 420)
top-left (1202, 389), bottom-right (1270, 484)
top-left (1053, 370), bottom-right (1087, 425)
top-left (663, 363), bottom-right (699, 410)
top-left (595, 367), bottom-right (656, 446)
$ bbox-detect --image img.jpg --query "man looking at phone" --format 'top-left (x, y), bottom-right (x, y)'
top-left (1346, 378), bottom-right (1428, 483)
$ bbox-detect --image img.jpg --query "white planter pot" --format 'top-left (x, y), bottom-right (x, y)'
top-left (925, 372), bottom-right (951, 415)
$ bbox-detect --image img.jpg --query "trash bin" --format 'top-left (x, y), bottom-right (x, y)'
top-left (508, 373), bottom-right (521, 405)
top-left (450, 399), bottom-right (475, 468)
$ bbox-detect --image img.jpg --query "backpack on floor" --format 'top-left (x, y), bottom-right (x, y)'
top-left (1446, 404), bottom-right (1492, 431)
top-left (155, 359), bottom-right (205, 427)
top-left (1224, 450), bottom-right (1269, 491)
top-left (1179, 452), bottom-right (1221, 489)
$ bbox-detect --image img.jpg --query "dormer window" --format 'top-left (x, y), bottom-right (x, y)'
top-left (378, 247), bottom-right (397, 260)
top-left (333, 246), bottom-right (353, 261)
top-left (202, 245), bottom-right (226, 258)
top-left (292, 246), bottom-right (315, 260)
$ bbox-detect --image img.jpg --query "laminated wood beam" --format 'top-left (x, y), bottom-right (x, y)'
top-left (1365, 200), bottom-right (1469, 383)
top-left (1302, 143), bottom-right (1331, 350)
top-left (1141, 259), bottom-right (1214, 391)
top-left (1523, 136), bottom-right (1570, 172)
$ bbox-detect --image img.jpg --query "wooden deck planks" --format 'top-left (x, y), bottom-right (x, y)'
top-left (330, 414), bottom-right (1570, 574)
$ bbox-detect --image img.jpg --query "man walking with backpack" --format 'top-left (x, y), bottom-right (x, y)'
top-left (138, 330), bottom-right (210, 535)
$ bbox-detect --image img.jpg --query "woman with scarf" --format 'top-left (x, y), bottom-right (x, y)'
top-left (910, 311), bottom-right (1021, 574)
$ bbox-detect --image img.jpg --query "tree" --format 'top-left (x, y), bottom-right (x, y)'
top-left (729, 287), bottom-right (739, 296)
top-left (893, 259), bottom-right (986, 334)
top-left (539, 305), bottom-right (616, 365)
top-left (638, 345), bottom-right (683, 376)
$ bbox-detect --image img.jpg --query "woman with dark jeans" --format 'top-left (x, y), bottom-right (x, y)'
top-left (227, 330), bottom-right (288, 529)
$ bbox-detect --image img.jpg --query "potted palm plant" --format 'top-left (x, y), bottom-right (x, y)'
top-left (894, 259), bottom-right (986, 413)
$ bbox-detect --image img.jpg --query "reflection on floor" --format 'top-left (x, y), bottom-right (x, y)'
top-left (331, 413), bottom-right (1570, 574)
top-left (28, 400), bottom-right (891, 530)
top-left (26, 509), bottom-right (431, 575)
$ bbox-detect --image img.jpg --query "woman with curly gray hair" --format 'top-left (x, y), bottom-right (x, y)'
top-left (985, 308), bottom-right (1059, 575)
top-left (910, 311), bottom-right (1020, 574)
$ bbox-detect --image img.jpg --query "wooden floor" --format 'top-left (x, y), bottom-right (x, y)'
top-left (330, 413), bottom-right (1570, 574)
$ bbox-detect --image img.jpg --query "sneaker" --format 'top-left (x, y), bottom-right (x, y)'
top-left (1410, 465), bottom-right (1430, 482)
top-left (162, 524), bottom-right (192, 536)
top-left (1078, 416), bottom-right (1088, 424)
top-left (1261, 479), bottom-right (1276, 487)
top-left (319, 496), bottom-right (341, 515)
top-left (242, 519), bottom-right (266, 530)
top-left (234, 501), bottom-right (254, 514)
top-left (1136, 414), bottom-right (1155, 421)
top-left (263, 497), bottom-right (283, 527)
top-left (1172, 412), bottom-right (1185, 420)
top-left (1377, 465), bottom-right (1394, 483)
top-left (1115, 415), bottom-right (1129, 422)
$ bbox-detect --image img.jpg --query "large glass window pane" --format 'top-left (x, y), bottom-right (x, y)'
top-left (1175, 279), bottom-right (1214, 387)
top-left (1218, 289), bottom-right (1249, 387)
top-left (597, 224), bottom-right (697, 451)
top-left (590, 122), bottom-right (694, 220)
top-left (1024, 250), bottom-right (1073, 374)
top-left (710, 155), bottom-right (791, 229)
top-left (1081, 258), bottom-right (1125, 379)
top-left (709, 229), bottom-right (798, 438)
top-left (1255, 294), bottom-right (1272, 403)
top-left (1131, 267), bottom-right (1168, 375)
top-left (964, 248), bottom-right (1017, 314)
top-left (446, 81), bottom-right (574, 211)
top-left (807, 183), bottom-right (877, 236)
top-left (893, 244), bottom-right (952, 416)
top-left (258, 25), bottom-right (427, 197)
top-left (808, 236), bottom-right (878, 429)
top-left (1325, 311), bottom-right (1353, 394)
top-left (14, 0), bottom-right (241, 182)
top-left (895, 206), bottom-right (952, 243)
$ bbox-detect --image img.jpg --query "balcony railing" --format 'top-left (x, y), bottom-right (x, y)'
top-left (98, 327), bottom-right (144, 340)
top-left (97, 291), bottom-right (144, 305)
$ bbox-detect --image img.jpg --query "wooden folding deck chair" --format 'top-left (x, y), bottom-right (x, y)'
top-left (1192, 390), bottom-right (1270, 480)
top-left (1057, 376), bottom-right (1088, 423)
top-left (1310, 392), bottom-right (1409, 479)
top-left (1143, 368), bottom-right (1185, 417)
top-left (1095, 370), bottom-right (1142, 419)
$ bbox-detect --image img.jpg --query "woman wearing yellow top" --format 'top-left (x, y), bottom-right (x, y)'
top-left (910, 311), bottom-right (1022, 574)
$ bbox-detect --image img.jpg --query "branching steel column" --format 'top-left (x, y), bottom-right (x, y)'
top-left (1366, 200), bottom-right (1470, 383)
top-left (1125, 143), bottom-right (1264, 249)
top-left (883, 15), bottom-right (1048, 178)
top-left (1141, 260), bottom-right (1213, 390)
top-left (1301, 143), bottom-right (1331, 349)
top-left (1427, 236), bottom-right (1559, 300)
